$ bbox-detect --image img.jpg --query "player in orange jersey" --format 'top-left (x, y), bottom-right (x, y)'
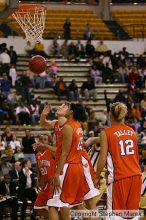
top-left (40, 103), bottom-right (99, 215)
top-left (47, 103), bottom-right (90, 220)
top-left (33, 134), bottom-right (55, 219)
top-left (96, 102), bottom-right (142, 218)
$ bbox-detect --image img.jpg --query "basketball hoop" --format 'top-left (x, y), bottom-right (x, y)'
top-left (12, 4), bottom-right (47, 42)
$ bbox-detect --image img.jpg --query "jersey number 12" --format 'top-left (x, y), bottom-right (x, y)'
top-left (119, 139), bottom-right (134, 156)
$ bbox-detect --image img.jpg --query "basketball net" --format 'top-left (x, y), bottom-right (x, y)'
top-left (12, 4), bottom-right (46, 42)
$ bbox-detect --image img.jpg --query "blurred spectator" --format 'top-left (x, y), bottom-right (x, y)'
top-left (0, 73), bottom-right (11, 98)
top-left (90, 64), bottom-right (102, 84)
top-left (85, 40), bottom-right (95, 58)
top-left (24, 41), bottom-right (34, 55)
top-left (1, 126), bottom-right (14, 142)
top-left (68, 42), bottom-right (77, 61)
top-left (9, 161), bottom-right (21, 187)
top-left (9, 135), bottom-right (21, 152)
top-left (81, 77), bottom-right (97, 101)
top-left (49, 38), bottom-right (60, 56)
top-left (76, 40), bottom-right (85, 58)
top-left (14, 147), bottom-right (24, 162)
top-left (131, 103), bottom-right (141, 121)
top-left (63, 18), bottom-right (71, 40)
top-left (84, 23), bottom-right (93, 40)
top-left (16, 102), bottom-right (30, 125)
top-left (33, 41), bottom-right (48, 58)
top-left (18, 160), bottom-right (37, 220)
top-left (0, 174), bottom-right (18, 220)
top-left (22, 130), bottom-right (35, 164)
top-left (54, 77), bottom-right (69, 101)
top-left (68, 79), bottom-right (80, 101)
top-left (7, 89), bottom-right (21, 106)
top-left (8, 46), bottom-right (17, 65)
top-left (0, 153), bottom-right (13, 176)
top-left (0, 136), bottom-right (5, 152)
top-left (96, 40), bottom-right (108, 54)
top-left (60, 40), bottom-right (69, 58)
top-left (140, 163), bottom-right (146, 208)
top-left (49, 59), bottom-right (59, 78)
top-left (128, 66), bottom-right (139, 84)
top-left (9, 64), bottom-right (17, 87)
top-left (29, 100), bottom-right (40, 125)
top-left (17, 71), bottom-right (31, 104)
top-left (0, 48), bottom-right (10, 74)
top-left (113, 90), bottom-right (126, 103)
top-left (103, 63), bottom-right (114, 83)
top-left (117, 64), bottom-right (129, 83)
top-left (36, 71), bottom-right (48, 89)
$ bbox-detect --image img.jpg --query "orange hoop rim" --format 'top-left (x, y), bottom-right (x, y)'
top-left (12, 4), bottom-right (47, 15)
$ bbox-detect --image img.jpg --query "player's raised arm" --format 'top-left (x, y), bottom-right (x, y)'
top-left (55, 124), bottom-right (73, 176)
top-left (40, 103), bottom-right (57, 129)
top-left (96, 130), bottom-right (108, 180)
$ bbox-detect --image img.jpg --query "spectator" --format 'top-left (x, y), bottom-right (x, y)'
top-left (33, 41), bottom-right (48, 58)
top-left (22, 130), bottom-right (35, 164)
top-left (113, 90), bottom-right (126, 103)
top-left (8, 46), bottom-right (17, 65)
top-left (81, 77), bottom-right (97, 101)
top-left (90, 64), bottom-right (102, 84)
top-left (68, 41), bottom-right (77, 61)
top-left (49, 59), bottom-right (59, 78)
top-left (29, 100), bottom-right (40, 125)
top-left (103, 63), bottom-right (114, 83)
top-left (140, 163), bottom-right (146, 208)
top-left (0, 174), bottom-right (18, 220)
top-left (117, 63), bottom-right (129, 83)
top-left (0, 73), bottom-right (11, 98)
top-left (76, 40), bottom-right (85, 58)
top-left (9, 161), bottom-right (21, 188)
top-left (54, 76), bottom-right (69, 101)
top-left (68, 79), bottom-right (80, 101)
top-left (49, 38), bottom-right (60, 57)
top-left (85, 40), bottom-right (95, 58)
top-left (128, 66), bottom-right (139, 84)
top-left (96, 40), bottom-right (108, 54)
top-left (60, 40), bottom-right (68, 58)
top-left (14, 147), bottom-right (24, 162)
top-left (7, 89), bottom-right (21, 106)
top-left (17, 71), bottom-right (31, 104)
top-left (1, 126), bottom-right (14, 142)
top-left (0, 48), bottom-right (10, 74)
top-left (63, 17), bottom-right (71, 40)
top-left (18, 160), bottom-right (37, 220)
top-left (9, 135), bottom-right (21, 152)
top-left (9, 64), bottom-right (17, 87)
top-left (16, 102), bottom-right (30, 125)
top-left (84, 23), bottom-right (93, 40)
top-left (36, 71), bottom-right (48, 89)
top-left (0, 153), bottom-right (13, 176)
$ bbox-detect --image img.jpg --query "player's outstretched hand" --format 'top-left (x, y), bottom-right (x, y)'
top-left (42, 103), bottom-right (51, 115)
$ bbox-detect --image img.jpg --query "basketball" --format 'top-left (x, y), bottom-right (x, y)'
top-left (29, 55), bottom-right (47, 74)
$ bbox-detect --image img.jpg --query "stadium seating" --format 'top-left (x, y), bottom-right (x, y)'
top-left (112, 10), bottom-right (146, 39)
top-left (4, 9), bottom-right (114, 40)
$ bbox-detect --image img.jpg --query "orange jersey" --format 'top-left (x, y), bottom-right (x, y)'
top-left (53, 121), bottom-right (67, 165)
top-left (65, 119), bottom-right (83, 164)
top-left (104, 124), bottom-right (141, 184)
top-left (36, 149), bottom-right (55, 183)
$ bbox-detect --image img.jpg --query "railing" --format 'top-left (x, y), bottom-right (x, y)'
top-left (123, 23), bottom-right (146, 40)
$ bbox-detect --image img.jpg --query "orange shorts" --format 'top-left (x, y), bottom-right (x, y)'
top-left (107, 175), bottom-right (142, 210)
top-left (47, 163), bottom-right (89, 208)
top-left (34, 184), bottom-right (50, 210)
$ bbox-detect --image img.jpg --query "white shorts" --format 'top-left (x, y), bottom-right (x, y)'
top-left (81, 156), bottom-right (100, 200)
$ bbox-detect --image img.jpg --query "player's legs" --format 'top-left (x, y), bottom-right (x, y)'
top-left (35, 209), bottom-right (49, 219)
top-left (127, 175), bottom-right (142, 210)
top-left (60, 207), bottom-right (71, 220)
top-left (48, 207), bottom-right (59, 220)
